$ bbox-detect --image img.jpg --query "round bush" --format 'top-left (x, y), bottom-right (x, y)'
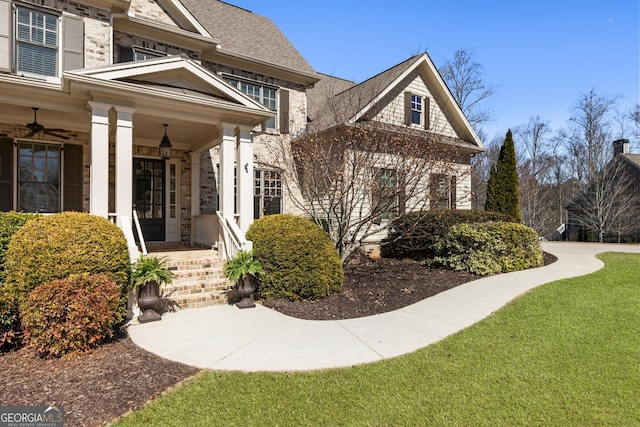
top-left (0, 211), bottom-right (39, 283)
top-left (246, 214), bottom-right (343, 301)
top-left (3, 212), bottom-right (130, 306)
top-left (430, 221), bottom-right (543, 275)
top-left (21, 274), bottom-right (122, 358)
top-left (381, 209), bottom-right (516, 260)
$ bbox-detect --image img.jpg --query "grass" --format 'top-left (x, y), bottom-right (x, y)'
top-left (113, 252), bottom-right (640, 426)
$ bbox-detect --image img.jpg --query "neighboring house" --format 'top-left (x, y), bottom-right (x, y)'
top-left (0, 0), bottom-right (482, 257)
top-left (565, 139), bottom-right (640, 242)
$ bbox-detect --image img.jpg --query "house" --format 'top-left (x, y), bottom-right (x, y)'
top-left (0, 0), bottom-right (483, 261)
top-left (565, 139), bottom-right (640, 242)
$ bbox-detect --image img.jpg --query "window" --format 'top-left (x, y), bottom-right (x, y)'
top-left (404, 92), bottom-right (430, 129)
top-left (16, 6), bottom-right (59, 77)
top-left (411, 95), bottom-right (422, 125)
top-left (254, 169), bottom-right (282, 219)
top-left (225, 78), bottom-right (278, 130)
top-left (373, 168), bottom-right (399, 223)
top-left (117, 45), bottom-right (165, 63)
top-left (18, 142), bottom-right (60, 212)
top-left (430, 174), bottom-right (457, 210)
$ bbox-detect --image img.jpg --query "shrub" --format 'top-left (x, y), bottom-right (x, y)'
top-left (381, 210), bottom-right (516, 259)
top-left (0, 292), bottom-right (20, 351)
top-left (21, 274), bottom-right (121, 358)
top-left (3, 212), bottom-right (130, 308)
top-left (0, 211), bottom-right (39, 283)
top-left (429, 221), bottom-right (543, 275)
top-left (246, 214), bottom-right (343, 301)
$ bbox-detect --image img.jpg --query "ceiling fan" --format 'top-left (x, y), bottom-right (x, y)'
top-left (22, 107), bottom-right (69, 140)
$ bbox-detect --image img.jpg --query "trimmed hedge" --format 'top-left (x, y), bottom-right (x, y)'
top-left (21, 274), bottom-right (122, 358)
top-left (429, 221), bottom-right (543, 275)
top-left (246, 214), bottom-right (343, 301)
top-left (0, 211), bottom-right (39, 283)
top-left (381, 210), bottom-right (516, 259)
top-left (3, 212), bottom-right (131, 308)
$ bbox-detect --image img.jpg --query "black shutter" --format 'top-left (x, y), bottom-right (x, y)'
top-left (279, 89), bottom-right (290, 134)
top-left (450, 176), bottom-right (457, 209)
top-left (424, 97), bottom-right (431, 130)
top-left (63, 144), bottom-right (83, 211)
top-left (0, 138), bottom-right (12, 211)
top-left (404, 92), bottom-right (412, 125)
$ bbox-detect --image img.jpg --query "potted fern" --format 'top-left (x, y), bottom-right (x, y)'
top-left (131, 255), bottom-right (175, 322)
top-left (223, 250), bottom-right (263, 309)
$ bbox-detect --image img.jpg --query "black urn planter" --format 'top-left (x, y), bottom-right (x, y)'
top-left (236, 275), bottom-right (256, 309)
top-left (138, 281), bottom-right (162, 322)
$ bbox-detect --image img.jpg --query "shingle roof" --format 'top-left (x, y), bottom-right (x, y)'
top-left (307, 55), bottom-right (421, 132)
top-left (178, 0), bottom-right (316, 76)
top-left (622, 153), bottom-right (640, 169)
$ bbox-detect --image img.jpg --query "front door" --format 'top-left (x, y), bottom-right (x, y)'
top-left (133, 158), bottom-right (165, 241)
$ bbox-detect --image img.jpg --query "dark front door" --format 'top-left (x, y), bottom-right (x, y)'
top-left (134, 158), bottom-right (165, 241)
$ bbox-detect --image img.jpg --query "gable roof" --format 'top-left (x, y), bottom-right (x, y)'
top-left (65, 55), bottom-right (273, 119)
top-left (621, 153), bottom-right (640, 169)
top-left (307, 54), bottom-right (484, 151)
top-left (178, 0), bottom-right (316, 77)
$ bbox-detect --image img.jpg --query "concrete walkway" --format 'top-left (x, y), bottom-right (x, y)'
top-left (128, 242), bottom-right (639, 372)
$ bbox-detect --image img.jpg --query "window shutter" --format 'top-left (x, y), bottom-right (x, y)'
top-left (450, 175), bottom-right (457, 209)
top-left (424, 97), bottom-right (431, 130)
top-left (404, 92), bottom-right (412, 126)
top-left (0, 138), bottom-right (13, 211)
top-left (279, 89), bottom-right (290, 134)
top-left (62, 15), bottom-right (84, 71)
top-left (63, 144), bottom-right (83, 211)
top-left (0, 0), bottom-right (10, 72)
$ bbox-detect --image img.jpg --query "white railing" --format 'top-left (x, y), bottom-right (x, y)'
top-left (116, 211), bottom-right (146, 262)
top-left (132, 209), bottom-right (147, 255)
top-left (216, 211), bottom-right (252, 260)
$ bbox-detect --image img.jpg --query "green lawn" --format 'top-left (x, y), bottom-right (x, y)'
top-left (113, 252), bottom-right (640, 427)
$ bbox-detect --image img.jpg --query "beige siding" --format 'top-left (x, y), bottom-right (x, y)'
top-left (372, 71), bottom-right (459, 139)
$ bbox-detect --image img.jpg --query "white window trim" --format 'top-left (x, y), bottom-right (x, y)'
top-left (13, 3), bottom-right (61, 80)
top-left (222, 74), bottom-right (280, 133)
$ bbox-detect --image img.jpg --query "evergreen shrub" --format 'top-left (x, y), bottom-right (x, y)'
top-left (3, 212), bottom-right (130, 311)
top-left (21, 274), bottom-right (121, 358)
top-left (0, 211), bottom-right (39, 283)
top-left (430, 221), bottom-right (543, 275)
top-left (381, 210), bottom-right (516, 259)
top-left (246, 214), bottom-right (343, 301)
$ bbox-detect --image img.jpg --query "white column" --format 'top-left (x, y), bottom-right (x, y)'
top-left (190, 151), bottom-right (201, 245)
top-left (219, 124), bottom-right (236, 220)
top-left (88, 101), bottom-right (110, 217)
top-left (114, 106), bottom-right (134, 219)
top-left (237, 126), bottom-right (253, 233)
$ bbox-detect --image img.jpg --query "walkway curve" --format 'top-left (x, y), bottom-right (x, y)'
top-left (128, 242), bottom-right (639, 372)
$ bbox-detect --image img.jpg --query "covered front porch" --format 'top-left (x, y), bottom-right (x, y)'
top-left (0, 56), bottom-right (273, 257)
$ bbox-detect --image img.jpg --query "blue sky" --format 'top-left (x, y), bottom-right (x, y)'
top-left (233, 1), bottom-right (639, 141)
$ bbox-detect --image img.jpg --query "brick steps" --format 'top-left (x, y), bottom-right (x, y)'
top-left (150, 248), bottom-right (235, 310)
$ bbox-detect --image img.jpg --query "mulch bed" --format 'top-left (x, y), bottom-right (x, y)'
top-left (0, 252), bottom-right (556, 426)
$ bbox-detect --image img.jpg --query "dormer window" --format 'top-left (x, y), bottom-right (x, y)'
top-left (16, 6), bottom-right (59, 77)
top-left (117, 45), bottom-right (166, 63)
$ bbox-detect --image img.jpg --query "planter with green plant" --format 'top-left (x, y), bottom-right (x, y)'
top-left (223, 250), bottom-right (263, 309)
top-left (131, 255), bottom-right (175, 322)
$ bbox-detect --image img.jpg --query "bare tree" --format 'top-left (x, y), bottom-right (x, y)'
top-left (268, 78), bottom-right (473, 262)
top-left (565, 90), bottom-right (618, 182)
top-left (567, 156), bottom-right (639, 242)
top-left (440, 48), bottom-right (496, 132)
top-left (513, 117), bottom-right (555, 234)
